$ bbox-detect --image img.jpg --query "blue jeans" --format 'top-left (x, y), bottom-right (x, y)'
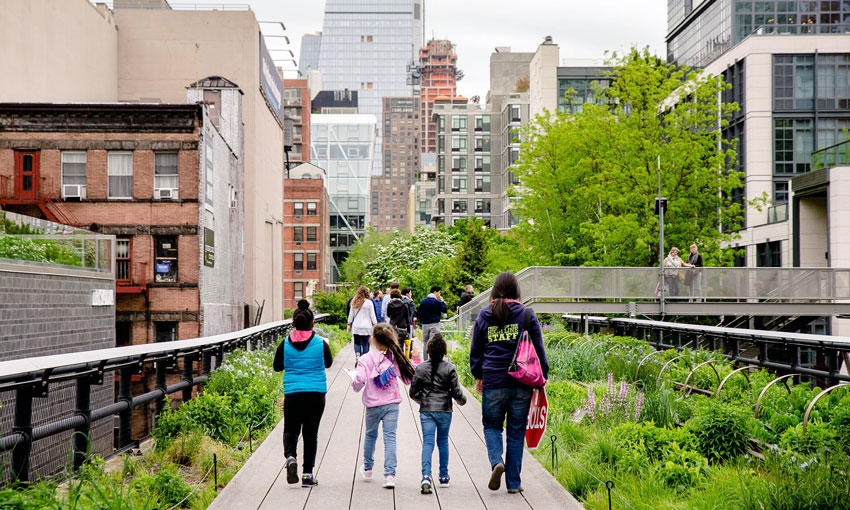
top-left (363, 403), bottom-right (399, 476)
top-left (353, 334), bottom-right (370, 356)
top-left (482, 386), bottom-right (533, 491)
top-left (420, 411), bottom-right (452, 478)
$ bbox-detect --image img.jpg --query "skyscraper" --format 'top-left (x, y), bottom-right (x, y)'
top-left (316, 0), bottom-right (424, 178)
top-left (299, 33), bottom-right (322, 76)
top-left (419, 39), bottom-right (458, 155)
top-left (372, 96), bottom-right (420, 232)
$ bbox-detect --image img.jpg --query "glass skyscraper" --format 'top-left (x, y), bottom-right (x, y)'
top-left (310, 114), bottom-right (377, 281)
top-left (299, 33), bottom-right (322, 76)
top-left (316, 0), bottom-right (424, 177)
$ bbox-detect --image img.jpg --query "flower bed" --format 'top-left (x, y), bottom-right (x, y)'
top-left (0, 325), bottom-right (350, 509)
top-left (451, 324), bottom-right (850, 510)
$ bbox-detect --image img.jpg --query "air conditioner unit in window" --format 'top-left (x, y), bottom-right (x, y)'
top-left (155, 188), bottom-right (178, 200)
top-left (62, 184), bottom-right (85, 200)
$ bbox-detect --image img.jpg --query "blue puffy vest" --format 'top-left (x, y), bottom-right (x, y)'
top-left (282, 335), bottom-right (327, 394)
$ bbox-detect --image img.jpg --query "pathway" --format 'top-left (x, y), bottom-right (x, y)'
top-left (209, 343), bottom-right (581, 510)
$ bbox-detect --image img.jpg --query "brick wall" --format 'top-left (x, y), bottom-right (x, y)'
top-left (283, 178), bottom-right (327, 308)
top-left (0, 261), bottom-right (115, 481)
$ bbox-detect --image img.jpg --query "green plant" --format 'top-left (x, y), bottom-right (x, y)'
top-left (152, 398), bottom-right (185, 448)
top-left (652, 443), bottom-right (710, 491)
top-left (183, 391), bottom-right (236, 443)
top-left (687, 400), bottom-right (751, 463)
top-left (778, 422), bottom-right (839, 455)
top-left (164, 430), bottom-right (204, 466)
top-left (313, 289), bottom-right (352, 325)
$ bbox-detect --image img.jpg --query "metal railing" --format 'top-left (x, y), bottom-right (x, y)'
top-left (766, 202), bottom-right (788, 224)
top-left (457, 266), bottom-right (850, 330)
top-left (812, 139), bottom-right (850, 171)
top-left (563, 315), bottom-right (850, 386)
top-left (0, 315), bottom-right (326, 483)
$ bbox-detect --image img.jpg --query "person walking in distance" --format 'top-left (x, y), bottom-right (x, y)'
top-left (686, 244), bottom-right (704, 302)
top-left (459, 285), bottom-right (474, 308)
top-left (373, 290), bottom-right (386, 323)
top-left (386, 289), bottom-right (411, 347)
top-left (418, 285), bottom-right (447, 362)
top-left (409, 333), bottom-right (467, 494)
top-left (352, 323), bottom-right (416, 489)
top-left (348, 286), bottom-right (377, 367)
top-left (470, 272), bottom-right (549, 494)
top-left (273, 300), bottom-right (333, 487)
top-left (382, 282), bottom-right (399, 323)
top-left (401, 287), bottom-right (417, 355)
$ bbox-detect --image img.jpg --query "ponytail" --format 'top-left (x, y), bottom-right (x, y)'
top-left (371, 323), bottom-right (415, 381)
top-left (427, 333), bottom-right (447, 380)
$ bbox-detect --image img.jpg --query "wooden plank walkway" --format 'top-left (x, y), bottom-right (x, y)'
top-left (209, 343), bottom-right (581, 510)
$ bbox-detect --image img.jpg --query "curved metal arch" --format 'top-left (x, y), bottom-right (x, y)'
top-left (803, 383), bottom-right (850, 434)
top-left (682, 359), bottom-right (724, 396)
top-left (566, 335), bottom-right (586, 348)
top-left (754, 373), bottom-right (799, 418)
top-left (635, 349), bottom-right (666, 380)
top-left (715, 365), bottom-right (759, 397)
top-left (656, 354), bottom-right (694, 385)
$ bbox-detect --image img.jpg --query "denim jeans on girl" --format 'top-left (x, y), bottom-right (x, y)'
top-left (363, 403), bottom-right (399, 476)
top-left (481, 385), bottom-right (533, 491)
top-left (420, 411), bottom-right (452, 478)
top-left (353, 334), bottom-right (371, 356)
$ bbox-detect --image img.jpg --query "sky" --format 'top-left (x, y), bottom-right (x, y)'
top-left (251, 0), bottom-right (668, 99)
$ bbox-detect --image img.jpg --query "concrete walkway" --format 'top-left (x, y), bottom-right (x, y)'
top-left (209, 343), bottom-right (581, 510)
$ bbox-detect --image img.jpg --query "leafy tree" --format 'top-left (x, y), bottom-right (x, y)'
top-left (361, 228), bottom-right (456, 288)
top-left (513, 47), bottom-right (745, 267)
top-left (452, 218), bottom-right (489, 287)
top-left (339, 228), bottom-right (399, 284)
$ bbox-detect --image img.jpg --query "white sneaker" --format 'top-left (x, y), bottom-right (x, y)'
top-left (359, 464), bottom-right (373, 480)
top-left (383, 475), bottom-right (395, 488)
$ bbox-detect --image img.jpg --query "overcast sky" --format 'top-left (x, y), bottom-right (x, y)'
top-left (250, 0), bottom-right (667, 98)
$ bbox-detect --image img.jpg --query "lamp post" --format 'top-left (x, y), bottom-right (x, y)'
top-left (655, 155), bottom-right (666, 316)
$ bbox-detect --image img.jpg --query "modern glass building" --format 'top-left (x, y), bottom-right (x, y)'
top-left (316, 0), bottom-right (424, 177)
top-left (299, 33), bottom-right (321, 76)
top-left (310, 114), bottom-right (377, 281)
top-left (667, 0), bottom-right (850, 68)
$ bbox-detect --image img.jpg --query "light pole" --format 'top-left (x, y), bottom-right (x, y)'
top-left (655, 155), bottom-right (667, 316)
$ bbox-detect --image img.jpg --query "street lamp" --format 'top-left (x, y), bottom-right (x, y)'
top-left (655, 155), bottom-right (666, 316)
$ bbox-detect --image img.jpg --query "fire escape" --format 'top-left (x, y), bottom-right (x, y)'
top-left (0, 175), bottom-right (82, 227)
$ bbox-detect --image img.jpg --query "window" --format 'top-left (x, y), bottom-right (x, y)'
top-left (451, 199), bottom-right (468, 214)
top-left (307, 202), bottom-right (317, 215)
top-left (774, 181), bottom-right (789, 204)
top-left (756, 241), bottom-right (782, 267)
top-left (474, 115), bottom-right (491, 132)
top-left (154, 322), bottom-right (177, 343)
top-left (116, 237), bottom-right (132, 283)
top-left (108, 152), bottom-right (133, 198)
top-left (61, 152), bottom-right (86, 198)
top-left (294, 253), bottom-right (304, 270)
top-left (293, 201), bottom-right (303, 215)
top-left (451, 115), bottom-right (467, 132)
top-left (307, 226), bottom-right (317, 242)
top-left (451, 136), bottom-right (467, 152)
top-left (474, 135), bottom-right (491, 152)
top-left (154, 235), bottom-right (178, 283)
top-left (307, 253), bottom-right (317, 270)
top-left (438, 176), bottom-right (446, 193)
top-left (774, 119), bottom-right (812, 174)
top-left (451, 156), bottom-right (467, 171)
top-left (116, 322), bottom-right (132, 347)
top-left (154, 152), bottom-right (179, 199)
top-left (509, 147), bottom-right (521, 166)
top-left (774, 55), bottom-right (814, 109)
top-left (438, 116), bottom-right (445, 132)
top-left (438, 135), bottom-right (445, 152)
top-left (474, 174), bottom-right (491, 192)
top-left (451, 176), bottom-right (467, 193)
top-left (510, 104), bottom-right (522, 122)
top-left (293, 226), bottom-right (303, 242)
top-left (474, 199), bottom-right (491, 213)
top-left (816, 55), bottom-right (850, 109)
top-left (293, 282), bottom-right (303, 300)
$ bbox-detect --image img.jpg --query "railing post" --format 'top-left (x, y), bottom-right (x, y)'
top-left (11, 388), bottom-right (35, 483)
top-left (182, 353), bottom-right (196, 403)
top-left (215, 345), bottom-right (224, 369)
top-left (758, 340), bottom-right (768, 368)
top-left (153, 360), bottom-right (168, 427)
top-left (826, 349), bottom-right (838, 386)
top-left (118, 367), bottom-right (134, 449)
top-left (202, 350), bottom-right (213, 377)
top-left (72, 377), bottom-right (92, 472)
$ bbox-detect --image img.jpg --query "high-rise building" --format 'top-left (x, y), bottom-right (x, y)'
top-left (419, 39), bottom-right (458, 155)
top-left (310, 114), bottom-right (377, 281)
top-left (372, 96), bottom-right (420, 232)
top-left (316, 0), bottom-right (424, 178)
top-left (284, 79), bottom-right (311, 167)
top-left (299, 33), bottom-right (322, 76)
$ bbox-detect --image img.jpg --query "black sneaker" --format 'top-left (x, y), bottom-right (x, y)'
top-left (286, 456), bottom-right (298, 484)
top-left (302, 473), bottom-right (318, 487)
top-left (488, 462), bottom-right (505, 491)
top-left (507, 487), bottom-right (524, 494)
top-left (420, 476), bottom-right (432, 494)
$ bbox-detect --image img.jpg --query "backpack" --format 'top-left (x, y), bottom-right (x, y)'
top-left (507, 309), bottom-right (546, 388)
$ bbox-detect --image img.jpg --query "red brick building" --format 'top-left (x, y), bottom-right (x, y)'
top-left (283, 78), bottom-right (311, 167)
top-left (0, 89), bottom-right (245, 438)
top-left (372, 96), bottom-right (420, 232)
top-left (283, 162), bottom-right (330, 308)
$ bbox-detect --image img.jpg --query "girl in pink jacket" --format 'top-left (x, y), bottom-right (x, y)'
top-left (351, 323), bottom-right (415, 488)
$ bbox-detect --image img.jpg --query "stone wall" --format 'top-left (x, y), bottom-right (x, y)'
top-left (0, 260), bottom-right (115, 480)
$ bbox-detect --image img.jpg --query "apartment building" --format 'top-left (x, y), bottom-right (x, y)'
top-left (284, 79), bottom-right (312, 169)
top-left (372, 97), bottom-right (420, 232)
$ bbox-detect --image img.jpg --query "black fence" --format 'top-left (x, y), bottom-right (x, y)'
top-left (0, 315), bottom-right (326, 483)
top-left (565, 315), bottom-right (850, 386)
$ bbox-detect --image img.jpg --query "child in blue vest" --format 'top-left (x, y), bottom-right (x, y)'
top-left (273, 299), bottom-right (333, 487)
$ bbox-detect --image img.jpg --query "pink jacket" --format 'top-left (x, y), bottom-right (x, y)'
top-left (352, 348), bottom-right (410, 408)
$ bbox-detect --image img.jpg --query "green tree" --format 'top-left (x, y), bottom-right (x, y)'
top-left (513, 47), bottom-right (745, 267)
top-left (339, 229), bottom-right (399, 283)
top-left (453, 218), bottom-right (489, 286)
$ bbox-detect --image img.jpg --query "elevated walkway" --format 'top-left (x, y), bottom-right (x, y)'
top-left (458, 266), bottom-right (850, 330)
top-left (209, 343), bottom-right (578, 510)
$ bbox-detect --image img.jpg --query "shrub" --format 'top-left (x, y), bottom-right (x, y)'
top-left (778, 423), bottom-right (839, 455)
top-left (313, 289), bottom-right (351, 325)
top-left (163, 431), bottom-right (204, 467)
top-left (152, 399), bottom-right (185, 449)
top-left (133, 465), bottom-right (192, 507)
top-left (612, 422), bottom-right (696, 461)
top-left (652, 443), bottom-right (710, 491)
top-left (640, 384), bottom-right (689, 428)
top-left (687, 400), bottom-right (751, 463)
top-left (757, 450), bottom-right (850, 510)
top-left (183, 391), bottom-right (236, 443)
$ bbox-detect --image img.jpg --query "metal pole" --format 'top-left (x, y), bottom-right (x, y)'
top-left (658, 155), bottom-right (665, 317)
top-left (118, 367), bottom-right (134, 448)
top-left (153, 360), bottom-right (168, 427)
top-left (181, 354), bottom-right (195, 403)
top-left (11, 388), bottom-right (34, 483)
top-left (72, 378), bottom-right (92, 472)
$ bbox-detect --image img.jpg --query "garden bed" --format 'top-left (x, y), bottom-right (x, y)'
top-left (449, 323), bottom-right (850, 510)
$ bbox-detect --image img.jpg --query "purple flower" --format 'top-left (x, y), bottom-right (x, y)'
top-left (633, 391), bottom-right (644, 421)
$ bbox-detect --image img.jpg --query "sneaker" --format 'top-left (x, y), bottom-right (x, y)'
top-left (301, 473), bottom-right (318, 488)
top-left (438, 476), bottom-right (450, 487)
top-left (420, 476), bottom-right (432, 494)
top-left (285, 456), bottom-right (298, 484)
top-left (488, 462), bottom-right (505, 491)
top-left (359, 464), bottom-right (373, 480)
top-left (354, 354), bottom-right (360, 368)
top-left (507, 487), bottom-right (524, 494)
top-left (383, 475), bottom-right (395, 489)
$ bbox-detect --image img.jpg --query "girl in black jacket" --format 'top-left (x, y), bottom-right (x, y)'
top-left (409, 333), bottom-right (467, 494)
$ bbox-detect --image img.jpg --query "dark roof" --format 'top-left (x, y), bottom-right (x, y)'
top-left (186, 76), bottom-right (243, 93)
top-left (0, 103), bottom-right (201, 133)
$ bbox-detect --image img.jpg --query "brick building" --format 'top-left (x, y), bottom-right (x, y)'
top-left (371, 97), bottom-right (420, 232)
top-left (419, 40), bottom-right (459, 156)
top-left (0, 79), bottom-right (245, 438)
top-left (283, 78), bottom-right (311, 168)
top-left (283, 162), bottom-right (330, 308)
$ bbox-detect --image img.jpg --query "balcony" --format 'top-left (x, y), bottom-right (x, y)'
top-left (284, 98), bottom-right (302, 107)
top-left (812, 139), bottom-right (850, 171)
top-left (767, 203), bottom-right (788, 224)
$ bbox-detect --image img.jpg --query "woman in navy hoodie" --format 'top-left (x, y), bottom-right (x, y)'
top-left (273, 300), bottom-right (333, 487)
top-left (469, 272), bottom-right (548, 494)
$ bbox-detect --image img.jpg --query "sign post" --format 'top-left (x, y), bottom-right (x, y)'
top-left (525, 387), bottom-right (548, 450)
